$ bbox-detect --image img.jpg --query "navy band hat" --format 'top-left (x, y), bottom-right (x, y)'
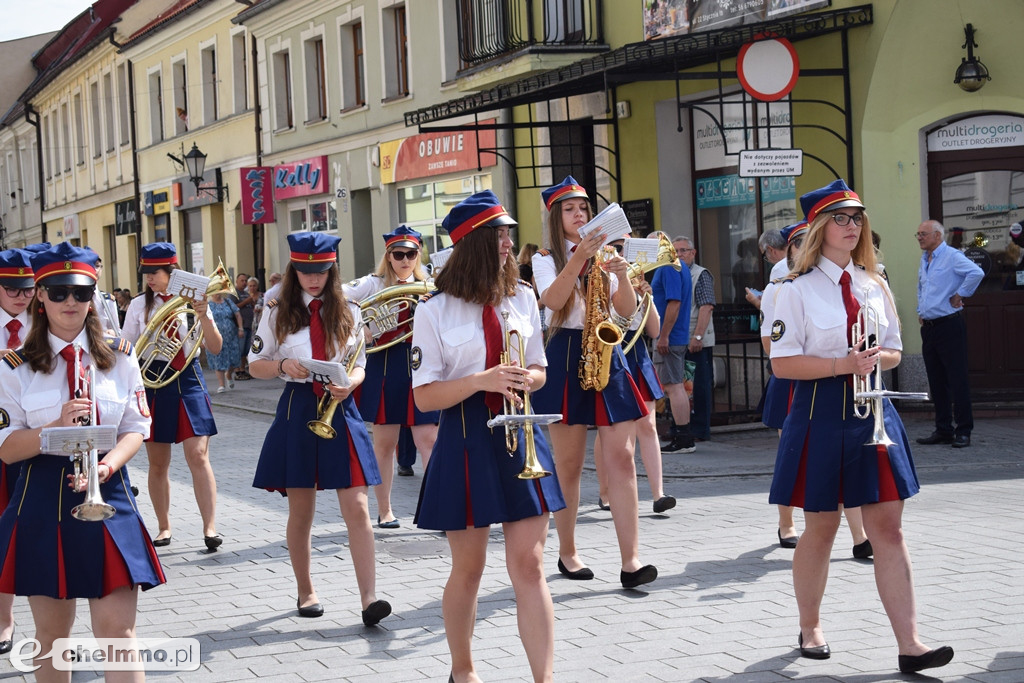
top-left (541, 175), bottom-right (588, 211)
top-left (139, 242), bottom-right (178, 273)
top-left (441, 190), bottom-right (517, 244)
top-left (800, 179), bottom-right (865, 224)
top-left (0, 248), bottom-right (36, 289)
top-left (384, 225), bottom-right (422, 251)
top-left (23, 242), bottom-right (52, 254)
top-left (780, 221), bottom-right (809, 244)
top-left (288, 232), bottom-right (341, 273)
top-left (30, 241), bottom-right (99, 287)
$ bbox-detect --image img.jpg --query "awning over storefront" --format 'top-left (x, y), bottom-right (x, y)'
top-left (405, 4), bottom-right (873, 128)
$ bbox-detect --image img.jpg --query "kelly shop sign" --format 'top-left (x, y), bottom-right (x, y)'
top-left (273, 156), bottom-right (328, 200)
top-left (240, 167), bottom-right (275, 224)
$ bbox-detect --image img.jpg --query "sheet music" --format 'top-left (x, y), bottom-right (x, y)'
top-left (622, 238), bottom-right (662, 265)
top-left (575, 203), bottom-right (632, 246)
top-left (297, 358), bottom-right (350, 388)
top-left (167, 270), bottom-right (211, 300)
top-left (429, 247), bottom-right (453, 272)
top-left (40, 426), bottom-right (119, 455)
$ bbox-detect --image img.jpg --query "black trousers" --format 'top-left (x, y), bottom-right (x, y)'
top-left (920, 313), bottom-right (973, 436)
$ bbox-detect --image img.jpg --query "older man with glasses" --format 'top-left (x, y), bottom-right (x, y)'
top-left (915, 220), bottom-right (984, 448)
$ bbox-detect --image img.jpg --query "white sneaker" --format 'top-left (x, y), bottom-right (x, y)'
top-left (228, 379), bottom-right (235, 389)
top-left (216, 386), bottom-right (227, 394)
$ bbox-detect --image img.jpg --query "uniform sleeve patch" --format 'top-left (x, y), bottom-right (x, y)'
top-left (410, 346), bottom-right (422, 371)
top-left (0, 408), bottom-right (9, 430)
top-left (251, 335), bottom-right (264, 354)
top-left (135, 389), bottom-right (151, 418)
top-left (770, 320), bottom-right (785, 342)
top-left (266, 299), bottom-right (278, 309)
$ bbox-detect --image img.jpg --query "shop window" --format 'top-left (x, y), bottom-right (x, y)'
top-left (381, 4), bottom-right (409, 101)
top-left (172, 58), bottom-right (188, 135)
top-left (289, 200), bottom-right (337, 233)
top-left (201, 43), bottom-right (218, 126)
top-left (232, 29), bottom-right (248, 114)
top-left (272, 49), bottom-right (294, 131)
top-left (340, 19), bottom-right (366, 111)
top-left (148, 69), bottom-right (164, 143)
top-left (117, 63), bottom-right (131, 146)
top-left (397, 173), bottom-right (492, 255)
top-left (102, 73), bottom-right (115, 152)
top-left (304, 35), bottom-right (327, 123)
top-left (90, 81), bottom-right (102, 158)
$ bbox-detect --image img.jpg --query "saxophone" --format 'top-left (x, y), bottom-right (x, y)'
top-left (578, 248), bottom-right (624, 391)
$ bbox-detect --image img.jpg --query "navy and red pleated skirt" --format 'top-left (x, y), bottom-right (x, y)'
top-left (145, 358), bottom-right (217, 444)
top-left (622, 330), bottom-right (664, 402)
top-left (356, 340), bottom-right (440, 426)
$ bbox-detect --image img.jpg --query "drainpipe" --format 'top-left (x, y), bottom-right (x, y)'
top-left (24, 104), bottom-right (45, 242)
top-left (250, 33), bottom-right (265, 289)
top-left (127, 58), bottom-right (143, 293)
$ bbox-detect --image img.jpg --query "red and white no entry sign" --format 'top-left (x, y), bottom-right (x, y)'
top-left (737, 35), bottom-right (800, 102)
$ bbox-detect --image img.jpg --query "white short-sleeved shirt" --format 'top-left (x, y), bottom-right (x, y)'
top-left (121, 292), bottom-right (214, 362)
top-left (531, 240), bottom-right (619, 330)
top-left (0, 331), bottom-right (151, 450)
top-left (248, 292), bottom-right (365, 382)
top-left (342, 274), bottom-right (385, 303)
top-left (759, 260), bottom-right (793, 338)
top-left (411, 285), bottom-right (546, 389)
top-left (0, 309), bottom-right (30, 349)
top-left (770, 257), bottom-right (902, 360)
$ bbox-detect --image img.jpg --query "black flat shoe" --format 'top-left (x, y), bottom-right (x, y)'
top-left (778, 529), bottom-right (798, 549)
top-left (597, 498), bottom-right (610, 511)
top-left (852, 539), bottom-right (873, 559)
top-left (952, 434), bottom-right (971, 448)
top-left (297, 598), bottom-right (324, 618)
top-left (0, 625), bottom-right (14, 655)
top-left (204, 535), bottom-right (223, 551)
top-left (798, 632), bottom-right (831, 659)
top-left (557, 558), bottom-right (594, 581)
top-left (361, 599), bottom-right (392, 626)
top-left (916, 431), bottom-right (954, 445)
top-left (898, 646), bottom-right (954, 673)
top-left (620, 564), bottom-right (657, 589)
top-left (377, 516), bottom-right (401, 529)
top-left (153, 534), bottom-right (171, 547)
top-left (653, 495), bottom-right (676, 514)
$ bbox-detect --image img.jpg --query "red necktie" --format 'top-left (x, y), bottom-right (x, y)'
top-left (839, 271), bottom-right (861, 346)
top-left (309, 299), bottom-right (326, 398)
top-left (59, 344), bottom-right (85, 399)
top-left (5, 320), bottom-right (21, 348)
top-left (482, 305), bottom-right (505, 415)
top-left (158, 293), bottom-right (188, 371)
top-left (569, 244), bottom-right (589, 277)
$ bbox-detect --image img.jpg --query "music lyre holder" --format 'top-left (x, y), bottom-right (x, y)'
top-left (486, 413), bottom-right (563, 429)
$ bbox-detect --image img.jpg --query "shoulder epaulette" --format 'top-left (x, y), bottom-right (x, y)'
top-left (517, 278), bottom-right (534, 290)
top-left (537, 248), bottom-right (551, 257)
top-left (782, 269), bottom-right (810, 283)
top-left (267, 299), bottom-right (278, 309)
top-left (106, 337), bottom-right (134, 355)
top-left (2, 349), bottom-right (25, 370)
top-left (102, 291), bottom-right (114, 301)
top-left (855, 264), bottom-right (866, 270)
top-left (419, 291), bottom-right (438, 304)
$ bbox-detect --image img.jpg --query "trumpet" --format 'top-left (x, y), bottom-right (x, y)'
top-left (497, 311), bottom-right (551, 480)
top-left (135, 259), bottom-right (234, 389)
top-left (307, 327), bottom-right (366, 440)
top-left (851, 295), bottom-right (929, 446)
top-left (70, 363), bottom-right (115, 522)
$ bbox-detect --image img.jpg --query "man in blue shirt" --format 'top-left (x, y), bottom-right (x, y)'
top-left (652, 234), bottom-right (695, 453)
top-left (915, 220), bottom-right (984, 448)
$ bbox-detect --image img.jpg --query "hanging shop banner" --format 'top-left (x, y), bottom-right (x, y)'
top-left (114, 199), bottom-right (139, 236)
top-left (643, 0), bottom-right (829, 40)
top-left (62, 213), bottom-right (80, 239)
top-left (379, 119), bottom-right (497, 184)
top-left (273, 156), bottom-right (328, 200)
top-left (240, 167), bottom-right (276, 224)
top-left (926, 114), bottom-right (1024, 152)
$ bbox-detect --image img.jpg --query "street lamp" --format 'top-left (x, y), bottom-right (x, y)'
top-left (953, 24), bottom-right (991, 93)
top-left (182, 143), bottom-right (228, 200)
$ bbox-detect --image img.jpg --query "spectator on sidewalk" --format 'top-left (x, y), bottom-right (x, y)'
top-left (232, 273), bottom-right (258, 380)
top-left (915, 220), bottom-right (984, 449)
top-left (207, 292), bottom-right (244, 393)
top-left (677, 236), bottom-right (715, 441)
top-left (651, 232), bottom-right (695, 453)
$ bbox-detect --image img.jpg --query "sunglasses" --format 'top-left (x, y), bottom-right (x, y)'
top-left (2, 287), bottom-right (34, 298)
top-left (389, 249), bottom-right (419, 261)
top-left (42, 285), bottom-right (96, 303)
top-left (609, 243), bottom-right (624, 254)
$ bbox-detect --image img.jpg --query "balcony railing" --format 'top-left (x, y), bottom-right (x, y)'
top-left (456, 0), bottom-right (604, 68)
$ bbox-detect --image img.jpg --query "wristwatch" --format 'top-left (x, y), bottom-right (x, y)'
top-left (695, 334), bottom-right (703, 341)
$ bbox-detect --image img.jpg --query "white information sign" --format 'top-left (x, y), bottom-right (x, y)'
top-left (926, 114), bottom-right (1024, 152)
top-left (738, 149), bottom-right (804, 178)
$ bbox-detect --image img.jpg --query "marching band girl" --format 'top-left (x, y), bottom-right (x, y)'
top-left (248, 232), bottom-right (390, 626)
top-left (0, 242), bottom-right (164, 681)
top-left (122, 242), bottom-right (223, 551)
top-left (343, 226), bottom-right (439, 528)
top-left (768, 180), bottom-right (952, 674)
top-left (0, 248), bottom-right (34, 653)
top-left (412, 190), bottom-right (563, 683)
top-left (531, 177), bottom-right (656, 589)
